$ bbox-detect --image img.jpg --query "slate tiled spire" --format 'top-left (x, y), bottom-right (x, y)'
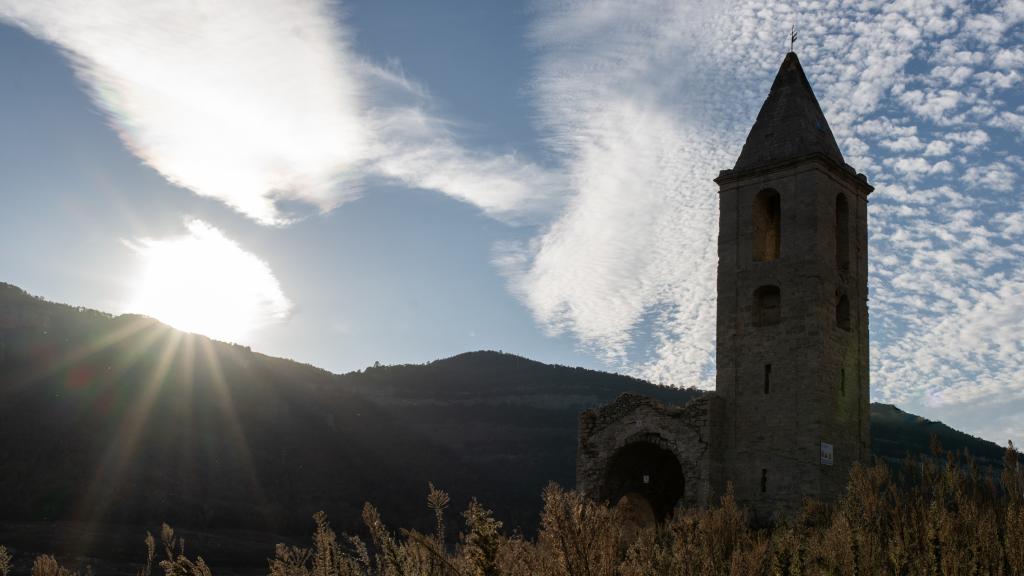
top-left (733, 52), bottom-right (846, 172)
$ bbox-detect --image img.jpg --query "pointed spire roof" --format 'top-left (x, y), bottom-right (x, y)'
top-left (733, 52), bottom-right (845, 172)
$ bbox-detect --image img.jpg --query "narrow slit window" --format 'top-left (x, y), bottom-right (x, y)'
top-left (761, 469), bottom-right (767, 493)
top-left (764, 364), bottom-right (772, 394)
top-left (840, 368), bottom-right (846, 396)
top-left (836, 193), bottom-right (850, 273)
top-left (754, 285), bottom-right (781, 326)
top-left (753, 189), bottom-right (781, 261)
top-left (836, 294), bottom-right (850, 331)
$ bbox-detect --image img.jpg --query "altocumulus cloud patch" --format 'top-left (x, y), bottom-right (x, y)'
top-left (504, 0), bottom-right (1023, 444)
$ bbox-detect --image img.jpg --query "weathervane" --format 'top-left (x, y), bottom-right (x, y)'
top-left (789, 25), bottom-right (798, 53)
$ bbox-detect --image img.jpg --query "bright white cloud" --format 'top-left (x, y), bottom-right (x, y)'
top-left (992, 110), bottom-right (1024, 134)
top-left (125, 219), bottom-right (292, 343)
top-left (948, 129), bottom-right (991, 151)
top-left (0, 0), bottom-right (365, 224)
top-left (889, 156), bottom-right (954, 178)
top-left (931, 65), bottom-right (974, 86)
top-left (0, 0), bottom-right (561, 224)
top-left (962, 162), bottom-right (1018, 192)
top-left (881, 135), bottom-right (924, 151)
top-left (900, 89), bottom-right (964, 122)
top-left (924, 140), bottom-right (952, 156)
top-left (367, 107), bottom-right (564, 220)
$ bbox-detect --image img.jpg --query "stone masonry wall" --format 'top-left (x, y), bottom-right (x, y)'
top-left (577, 393), bottom-right (719, 509)
top-left (715, 157), bottom-right (871, 520)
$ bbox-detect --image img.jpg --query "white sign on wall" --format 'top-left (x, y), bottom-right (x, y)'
top-left (820, 442), bottom-right (834, 466)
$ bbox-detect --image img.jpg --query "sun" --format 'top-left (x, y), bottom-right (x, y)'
top-left (125, 219), bottom-right (291, 343)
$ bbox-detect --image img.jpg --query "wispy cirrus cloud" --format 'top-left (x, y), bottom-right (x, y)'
top-left (0, 0), bottom-right (365, 224)
top-left (500, 1), bottom-right (725, 382)
top-left (0, 0), bottom-right (563, 225)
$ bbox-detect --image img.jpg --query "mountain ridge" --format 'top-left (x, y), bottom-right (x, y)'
top-left (0, 281), bottom-right (1009, 564)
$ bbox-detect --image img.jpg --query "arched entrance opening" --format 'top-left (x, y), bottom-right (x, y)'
top-left (602, 441), bottom-right (684, 522)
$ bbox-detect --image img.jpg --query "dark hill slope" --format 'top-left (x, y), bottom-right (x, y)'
top-left (335, 353), bottom-right (1009, 517)
top-left (337, 352), bottom-right (701, 529)
top-left (871, 402), bottom-right (1005, 469)
top-left (0, 283), bottom-right (696, 556)
top-left (0, 283), bottom-right (480, 555)
top-left (0, 282), bottom-right (1009, 562)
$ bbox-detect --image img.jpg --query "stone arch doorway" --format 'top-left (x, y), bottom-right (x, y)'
top-left (601, 440), bottom-right (684, 522)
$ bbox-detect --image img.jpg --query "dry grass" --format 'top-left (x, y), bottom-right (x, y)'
top-left (0, 546), bottom-right (11, 576)
top-left (3, 442), bottom-right (1022, 576)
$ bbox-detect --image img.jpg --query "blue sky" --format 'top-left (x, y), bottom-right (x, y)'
top-left (1, 1), bottom-right (1022, 447)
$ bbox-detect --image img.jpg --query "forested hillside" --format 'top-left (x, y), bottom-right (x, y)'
top-left (0, 282), bottom-right (1007, 567)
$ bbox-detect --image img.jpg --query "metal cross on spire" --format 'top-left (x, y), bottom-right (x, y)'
top-left (790, 25), bottom-right (798, 53)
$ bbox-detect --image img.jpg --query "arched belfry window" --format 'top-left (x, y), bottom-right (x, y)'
top-left (836, 193), bottom-right (850, 273)
top-left (836, 294), bottom-right (850, 331)
top-left (753, 285), bottom-right (781, 326)
top-left (753, 189), bottom-right (781, 262)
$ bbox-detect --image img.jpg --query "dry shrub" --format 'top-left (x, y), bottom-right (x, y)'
top-left (0, 546), bottom-right (11, 576)
top-left (537, 483), bottom-right (621, 576)
top-left (27, 554), bottom-right (92, 576)
top-left (3, 443), bottom-right (1023, 576)
top-left (458, 498), bottom-right (502, 576)
top-left (30, 556), bottom-right (76, 576)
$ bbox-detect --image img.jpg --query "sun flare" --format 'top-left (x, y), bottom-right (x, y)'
top-left (126, 219), bottom-right (291, 342)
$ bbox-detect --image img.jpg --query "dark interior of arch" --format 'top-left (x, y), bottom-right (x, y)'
top-left (602, 441), bottom-right (684, 522)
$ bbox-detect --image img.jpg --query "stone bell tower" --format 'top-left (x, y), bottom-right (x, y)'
top-left (576, 51), bottom-right (871, 521)
top-left (713, 52), bottom-right (872, 518)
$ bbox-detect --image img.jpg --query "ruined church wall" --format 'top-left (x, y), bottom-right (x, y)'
top-left (576, 393), bottom-right (719, 509)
